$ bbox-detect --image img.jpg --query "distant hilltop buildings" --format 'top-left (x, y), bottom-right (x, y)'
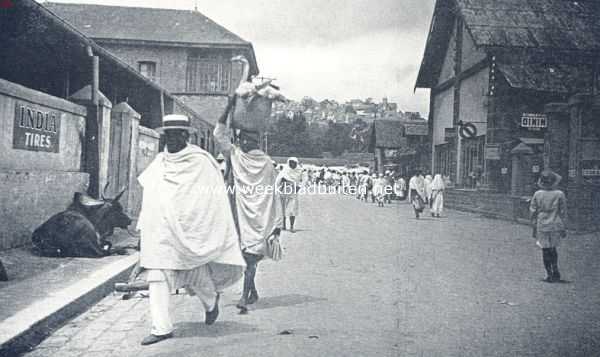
top-left (271, 97), bottom-right (425, 124)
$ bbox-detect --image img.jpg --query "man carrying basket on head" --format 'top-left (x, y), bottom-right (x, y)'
top-left (214, 56), bottom-right (286, 314)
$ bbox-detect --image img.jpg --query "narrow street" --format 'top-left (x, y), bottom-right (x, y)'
top-left (25, 194), bottom-right (600, 357)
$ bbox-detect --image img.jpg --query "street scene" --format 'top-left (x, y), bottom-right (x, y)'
top-left (1, 0), bottom-right (600, 356)
top-left (20, 195), bottom-right (600, 357)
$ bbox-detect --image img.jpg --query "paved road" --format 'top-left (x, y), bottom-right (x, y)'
top-left (25, 194), bottom-right (600, 357)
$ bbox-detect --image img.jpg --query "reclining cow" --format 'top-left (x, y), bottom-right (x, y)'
top-left (32, 188), bottom-right (132, 258)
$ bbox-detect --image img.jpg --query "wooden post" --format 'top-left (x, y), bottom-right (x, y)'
top-left (92, 56), bottom-right (99, 106)
top-left (0, 260), bottom-right (7, 281)
top-left (160, 90), bottom-right (165, 119)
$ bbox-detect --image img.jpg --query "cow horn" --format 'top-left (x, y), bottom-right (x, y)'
top-left (114, 187), bottom-right (127, 202)
top-left (102, 181), bottom-right (110, 200)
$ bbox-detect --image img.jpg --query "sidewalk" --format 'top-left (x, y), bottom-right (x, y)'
top-left (0, 230), bottom-right (138, 356)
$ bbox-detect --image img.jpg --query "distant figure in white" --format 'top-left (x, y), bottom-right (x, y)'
top-left (373, 173), bottom-right (386, 207)
top-left (408, 171), bottom-right (426, 219)
top-left (394, 176), bottom-right (406, 200)
top-left (430, 174), bottom-right (445, 218)
top-left (277, 157), bottom-right (303, 232)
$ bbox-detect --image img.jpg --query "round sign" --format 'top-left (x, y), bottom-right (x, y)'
top-left (459, 122), bottom-right (477, 139)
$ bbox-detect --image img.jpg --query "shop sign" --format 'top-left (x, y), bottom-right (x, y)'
top-left (444, 127), bottom-right (456, 140)
top-left (583, 169), bottom-right (600, 177)
top-left (384, 149), bottom-right (399, 158)
top-left (521, 113), bottom-right (547, 130)
top-left (485, 144), bottom-right (501, 160)
top-left (13, 101), bottom-right (62, 153)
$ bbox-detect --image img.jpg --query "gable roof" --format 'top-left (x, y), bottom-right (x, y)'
top-left (416, 0), bottom-right (600, 88)
top-left (459, 0), bottom-right (600, 50)
top-left (44, 2), bottom-right (249, 46)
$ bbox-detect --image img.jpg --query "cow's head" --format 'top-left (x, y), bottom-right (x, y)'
top-left (97, 187), bottom-right (132, 237)
top-left (74, 184), bottom-right (132, 237)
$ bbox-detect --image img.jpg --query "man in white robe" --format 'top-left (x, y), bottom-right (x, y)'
top-left (214, 96), bottom-right (283, 314)
top-left (137, 114), bottom-right (245, 345)
top-left (276, 157), bottom-right (303, 231)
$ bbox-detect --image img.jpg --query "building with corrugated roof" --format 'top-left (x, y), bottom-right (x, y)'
top-left (416, 0), bottom-right (600, 230)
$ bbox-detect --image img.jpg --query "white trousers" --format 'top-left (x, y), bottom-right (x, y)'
top-left (147, 267), bottom-right (218, 336)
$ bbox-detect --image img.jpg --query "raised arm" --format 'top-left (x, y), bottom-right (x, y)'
top-left (218, 95), bottom-right (237, 125)
top-left (214, 95), bottom-right (238, 155)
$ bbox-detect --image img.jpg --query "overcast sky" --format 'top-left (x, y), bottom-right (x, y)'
top-left (42, 0), bottom-right (435, 115)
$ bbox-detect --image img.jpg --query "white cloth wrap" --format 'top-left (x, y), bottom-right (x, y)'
top-left (214, 123), bottom-right (283, 256)
top-left (137, 144), bottom-right (245, 290)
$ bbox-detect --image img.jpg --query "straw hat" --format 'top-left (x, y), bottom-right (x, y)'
top-left (537, 169), bottom-right (561, 189)
top-left (155, 114), bottom-right (197, 134)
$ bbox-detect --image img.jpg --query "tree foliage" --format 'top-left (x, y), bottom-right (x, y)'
top-left (267, 113), bottom-right (359, 157)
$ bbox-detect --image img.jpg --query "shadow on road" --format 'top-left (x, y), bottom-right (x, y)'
top-left (283, 229), bottom-right (311, 233)
top-left (251, 293), bottom-right (327, 310)
top-left (174, 320), bottom-right (258, 338)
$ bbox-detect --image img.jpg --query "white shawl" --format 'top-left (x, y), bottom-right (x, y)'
top-left (137, 144), bottom-right (245, 272)
top-left (229, 146), bottom-right (283, 255)
top-left (276, 160), bottom-right (303, 186)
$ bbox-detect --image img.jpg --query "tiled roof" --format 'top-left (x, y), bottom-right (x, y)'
top-left (416, 0), bottom-right (600, 88)
top-left (44, 2), bottom-right (249, 46)
top-left (497, 62), bottom-right (593, 93)
top-left (458, 0), bottom-right (600, 50)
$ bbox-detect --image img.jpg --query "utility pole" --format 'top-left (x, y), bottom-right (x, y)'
top-left (265, 132), bottom-right (269, 154)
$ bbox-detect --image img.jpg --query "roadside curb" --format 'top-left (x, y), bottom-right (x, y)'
top-left (0, 254), bottom-right (137, 357)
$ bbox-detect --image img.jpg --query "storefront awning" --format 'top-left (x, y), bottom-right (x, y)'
top-left (511, 142), bottom-right (534, 155)
top-left (519, 137), bottom-right (544, 145)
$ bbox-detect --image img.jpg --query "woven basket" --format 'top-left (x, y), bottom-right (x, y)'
top-left (232, 96), bottom-right (272, 133)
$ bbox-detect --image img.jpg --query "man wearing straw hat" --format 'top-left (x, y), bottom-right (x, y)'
top-left (136, 114), bottom-right (245, 345)
top-left (214, 95), bottom-right (283, 314)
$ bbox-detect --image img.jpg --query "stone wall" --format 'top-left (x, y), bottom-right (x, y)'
top-left (0, 79), bottom-right (89, 249)
top-left (0, 171), bottom-right (89, 249)
top-left (444, 189), bottom-right (529, 222)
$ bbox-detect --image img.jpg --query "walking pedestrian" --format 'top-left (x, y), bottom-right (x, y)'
top-left (136, 114), bottom-right (246, 346)
top-left (394, 176), bottom-right (406, 201)
top-left (367, 173), bottom-right (376, 203)
top-left (276, 157), bottom-right (303, 232)
top-left (384, 171), bottom-right (394, 204)
top-left (373, 173), bottom-right (385, 207)
top-left (408, 171), bottom-right (426, 219)
top-left (424, 174), bottom-right (433, 206)
top-left (529, 170), bottom-right (567, 283)
top-left (214, 95), bottom-right (283, 314)
top-left (430, 174), bottom-right (445, 217)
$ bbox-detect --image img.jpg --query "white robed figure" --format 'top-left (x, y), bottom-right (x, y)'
top-left (214, 93), bottom-right (283, 314)
top-left (136, 114), bottom-right (245, 345)
top-left (430, 174), bottom-right (445, 217)
top-left (276, 157), bottom-right (303, 232)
